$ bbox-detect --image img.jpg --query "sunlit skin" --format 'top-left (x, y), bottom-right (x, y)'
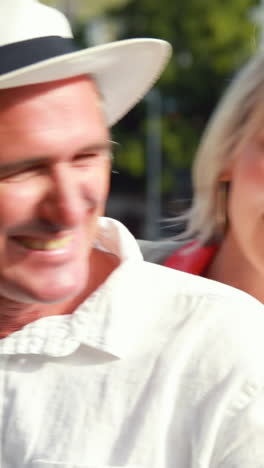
top-left (0, 76), bottom-right (119, 337)
top-left (205, 132), bottom-right (264, 303)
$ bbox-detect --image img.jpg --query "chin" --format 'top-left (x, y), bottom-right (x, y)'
top-left (38, 272), bottom-right (88, 303)
top-left (32, 286), bottom-right (82, 304)
top-left (11, 267), bottom-right (88, 305)
top-left (13, 281), bottom-right (83, 305)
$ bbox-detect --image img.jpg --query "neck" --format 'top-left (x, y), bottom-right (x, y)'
top-left (0, 301), bottom-right (50, 338)
top-left (0, 248), bottom-right (119, 339)
top-left (205, 231), bottom-right (264, 303)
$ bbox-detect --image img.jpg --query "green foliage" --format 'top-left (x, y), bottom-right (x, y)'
top-left (162, 117), bottom-right (200, 168)
top-left (114, 138), bottom-right (145, 177)
top-left (43, 0), bottom-right (260, 199)
top-left (107, 0), bottom-right (259, 196)
top-left (42, 0), bottom-right (129, 20)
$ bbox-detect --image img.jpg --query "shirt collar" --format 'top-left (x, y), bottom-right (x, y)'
top-left (0, 217), bottom-right (144, 359)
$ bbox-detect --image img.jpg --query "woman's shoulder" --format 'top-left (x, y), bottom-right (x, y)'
top-left (137, 238), bottom-right (187, 264)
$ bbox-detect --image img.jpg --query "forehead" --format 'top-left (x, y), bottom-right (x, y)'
top-left (0, 76), bottom-right (106, 132)
top-left (0, 75), bottom-right (100, 105)
top-left (0, 76), bottom-right (109, 162)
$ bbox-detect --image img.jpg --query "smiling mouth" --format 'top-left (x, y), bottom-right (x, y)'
top-left (12, 235), bottom-right (73, 251)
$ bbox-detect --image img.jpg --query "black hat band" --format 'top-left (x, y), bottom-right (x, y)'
top-left (0, 36), bottom-right (79, 75)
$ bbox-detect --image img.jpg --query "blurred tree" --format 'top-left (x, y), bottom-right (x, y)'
top-left (42, 0), bottom-right (260, 205)
top-left (42, 0), bottom-right (128, 21)
top-left (107, 0), bottom-right (259, 194)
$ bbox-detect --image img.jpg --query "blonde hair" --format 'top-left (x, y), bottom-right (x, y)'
top-left (177, 53), bottom-right (264, 245)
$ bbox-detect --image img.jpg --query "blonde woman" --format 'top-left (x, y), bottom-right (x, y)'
top-left (140, 52), bottom-right (264, 303)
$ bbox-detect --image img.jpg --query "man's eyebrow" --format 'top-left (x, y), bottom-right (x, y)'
top-left (0, 157), bottom-right (49, 174)
top-left (77, 141), bottom-right (114, 153)
top-left (0, 141), bottom-right (114, 174)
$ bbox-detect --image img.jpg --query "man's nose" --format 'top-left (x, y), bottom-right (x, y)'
top-left (39, 165), bottom-right (90, 228)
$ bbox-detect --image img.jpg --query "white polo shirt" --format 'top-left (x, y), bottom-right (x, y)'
top-left (1, 218), bottom-right (264, 468)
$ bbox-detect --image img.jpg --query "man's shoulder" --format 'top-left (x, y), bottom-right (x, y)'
top-left (119, 259), bottom-right (264, 325)
top-left (135, 259), bottom-right (261, 305)
top-left (123, 261), bottom-right (264, 345)
top-left (122, 261), bottom-right (264, 382)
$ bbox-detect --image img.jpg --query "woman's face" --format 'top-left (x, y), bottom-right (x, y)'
top-left (227, 129), bottom-right (264, 273)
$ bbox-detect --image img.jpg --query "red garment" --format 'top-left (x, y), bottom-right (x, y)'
top-left (164, 241), bottom-right (218, 276)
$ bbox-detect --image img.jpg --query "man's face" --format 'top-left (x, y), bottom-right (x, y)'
top-left (0, 76), bottom-right (111, 304)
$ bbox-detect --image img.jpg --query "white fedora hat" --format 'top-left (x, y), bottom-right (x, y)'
top-left (0, 0), bottom-right (172, 125)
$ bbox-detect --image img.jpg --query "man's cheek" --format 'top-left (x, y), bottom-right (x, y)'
top-left (0, 186), bottom-right (33, 230)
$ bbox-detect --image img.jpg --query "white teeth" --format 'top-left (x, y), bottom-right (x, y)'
top-left (18, 235), bottom-right (73, 251)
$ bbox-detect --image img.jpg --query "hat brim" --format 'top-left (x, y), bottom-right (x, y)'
top-left (0, 39), bottom-right (172, 126)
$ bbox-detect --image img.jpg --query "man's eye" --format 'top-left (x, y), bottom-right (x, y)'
top-left (74, 153), bottom-right (96, 161)
top-left (0, 166), bottom-right (44, 182)
top-left (73, 152), bottom-right (108, 165)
